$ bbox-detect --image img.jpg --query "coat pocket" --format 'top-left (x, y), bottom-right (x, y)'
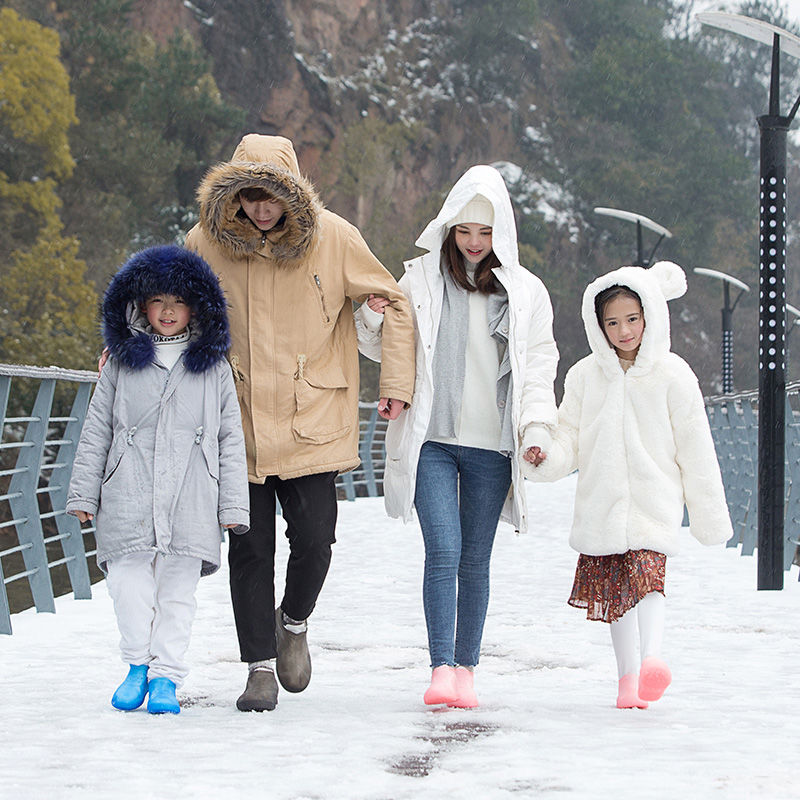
top-left (292, 360), bottom-right (351, 444)
top-left (102, 438), bottom-right (128, 485)
top-left (200, 435), bottom-right (220, 482)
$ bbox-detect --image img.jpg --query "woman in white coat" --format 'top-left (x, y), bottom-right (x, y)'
top-left (359, 165), bottom-right (558, 707)
top-left (522, 261), bottom-right (732, 709)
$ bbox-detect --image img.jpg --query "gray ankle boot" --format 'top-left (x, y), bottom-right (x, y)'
top-left (236, 665), bottom-right (278, 712)
top-left (275, 607), bottom-right (312, 693)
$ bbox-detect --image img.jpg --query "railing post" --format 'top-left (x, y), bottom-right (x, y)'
top-left (0, 374), bottom-right (12, 633)
top-left (359, 405), bottom-right (379, 498)
top-left (48, 382), bottom-right (92, 599)
top-left (8, 379), bottom-right (57, 613)
top-left (339, 470), bottom-right (356, 501)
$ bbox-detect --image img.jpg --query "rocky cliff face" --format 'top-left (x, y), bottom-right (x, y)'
top-left (127, 0), bottom-right (756, 394)
top-left (130, 0), bottom-right (580, 269)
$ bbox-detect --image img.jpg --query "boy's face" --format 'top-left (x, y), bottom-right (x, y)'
top-left (602, 295), bottom-right (645, 357)
top-left (239, 188), bottom-right (284, 231)
top-left (143, 294), bottom-right (191, 337)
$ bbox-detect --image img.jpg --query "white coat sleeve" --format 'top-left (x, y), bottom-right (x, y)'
top-left (669, 369), bottom-right (733, 546)
top-left (354, 302), bottom-right (385, 362)
top-left (521, 364), bottom-right (580, 483)
top-left (518, 277), bottom-right (559, 445)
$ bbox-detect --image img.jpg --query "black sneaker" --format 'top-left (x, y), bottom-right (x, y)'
top-left (275, 607), bottom-right (312, 693)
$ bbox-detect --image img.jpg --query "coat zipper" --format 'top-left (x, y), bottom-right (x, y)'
top-left (314, 274), bottom-right (331, 323)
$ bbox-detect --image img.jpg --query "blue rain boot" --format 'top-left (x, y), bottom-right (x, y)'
top-left (147, 677), bottom-right (180, 714)
top-left (111, 664), bottom-right (149, 710)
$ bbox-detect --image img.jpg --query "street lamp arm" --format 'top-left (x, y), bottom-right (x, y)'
top-left (593, 207), bottom-right (673, 238)
top-left (692, 267), bottom-right (751, 293)
top-left (731, 287), bottom-right (748, 312)
top-left (645, 234), bottom-right (668, 269)
top-left (787, 90), bottom-right (800, 124)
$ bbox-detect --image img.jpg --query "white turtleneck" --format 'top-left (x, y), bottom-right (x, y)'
top-left (152, 330), bottom-right (190, 370)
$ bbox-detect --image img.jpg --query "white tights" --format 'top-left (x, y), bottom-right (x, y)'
top-left (609, 591), bottom-right (665, 679)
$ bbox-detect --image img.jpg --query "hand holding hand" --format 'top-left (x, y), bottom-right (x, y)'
top-left (74, 510), bottom-right (94, 523)
top-left (377, 397), bottom-right (405, 420)
top-left (366, 294), bottom-right (390, 314)
top-left (523, 446), bottom-right (547, 467)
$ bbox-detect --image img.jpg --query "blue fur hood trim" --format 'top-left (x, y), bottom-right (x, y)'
top-left (102, 245), bottom-right (230, 373)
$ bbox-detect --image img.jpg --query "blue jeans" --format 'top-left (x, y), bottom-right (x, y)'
top-left (414, 441), bottom-right (512, 668)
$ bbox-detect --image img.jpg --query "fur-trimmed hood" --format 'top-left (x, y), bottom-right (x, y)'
top-left (581, 261), bottom-right (687, 378)
top-left (195, 134), bottom-right (322, 267)
top-left (102, 244), bottom-right (230, 373)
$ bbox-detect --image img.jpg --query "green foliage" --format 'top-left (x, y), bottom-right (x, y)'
top-left (0, 7), bottom-right (77, 181)
top-left (451, 0), bottom-right (540, 101)
top-left (550, 0), bottom-right (753, 269)
top-left (335, 116), bottom-right (431, 275)
top-left (0, 220), bottom-right (100, 369)
top-left (0, 7), bottom-right (77, 261)
top-left (8, 0), bottom-right (245, 285)
top-left (0, 8), bottom-right (97, 370)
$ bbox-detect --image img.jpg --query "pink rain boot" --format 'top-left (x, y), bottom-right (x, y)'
top-left (638, 657), bottom-right (672, 702)
top-left (616, 672), bottom-right (648, 709)
top-left (423, 665), bottom-right (458, 705)
top-left (448, 666), bottom-right (479, 709)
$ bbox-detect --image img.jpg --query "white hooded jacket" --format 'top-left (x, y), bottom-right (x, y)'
top-left (360, 165), bottom-right (559, 532)
top-left (522, 261), bottom-right (733, 556)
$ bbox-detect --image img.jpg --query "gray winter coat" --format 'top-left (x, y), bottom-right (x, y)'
top-left (66, 245), bottom-right (249, 576)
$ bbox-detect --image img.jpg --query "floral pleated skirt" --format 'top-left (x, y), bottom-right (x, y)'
top-left (568, 549), bottom-right (666, 623)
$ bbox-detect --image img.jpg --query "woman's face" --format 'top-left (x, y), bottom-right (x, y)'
top-left (453, 223), bottom-right (493, 265)
top-left (239, 189), bottom-right (284, 231)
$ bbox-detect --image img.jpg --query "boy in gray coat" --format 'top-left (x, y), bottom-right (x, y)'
top-left (67, 245), bottom-right (249, 714)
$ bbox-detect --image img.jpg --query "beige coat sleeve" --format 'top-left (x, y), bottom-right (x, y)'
top-left (342, 225), bottom-right (416, 405)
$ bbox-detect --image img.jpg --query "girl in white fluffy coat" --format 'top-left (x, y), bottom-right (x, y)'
top-left (358, 165), bottom-right (558, 708)
top-left (522, 261), bottom-right (732, 709)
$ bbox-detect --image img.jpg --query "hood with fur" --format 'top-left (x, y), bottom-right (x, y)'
top-left (195, 134), bottom-right (322, 267)
top-left (581, 261), bottom-right (687, 378)
top-left (102, 245), bottom-right (230, 373)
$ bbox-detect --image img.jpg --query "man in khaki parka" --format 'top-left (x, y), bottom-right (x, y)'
top-left (185, 134), bottom-right (415, 711)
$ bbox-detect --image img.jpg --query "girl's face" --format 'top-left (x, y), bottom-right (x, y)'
top-left (453, 223), bottom-right (493, 265)
top-left (144, 294), bottom-right (191, 337)
top-left (239, 190), bottom-right (284, 231)
top-left (602, 295), bottom-right (645, 357)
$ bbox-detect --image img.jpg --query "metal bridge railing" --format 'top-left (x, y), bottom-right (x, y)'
top-left (0, 363), bottom-right (388, 634)
top-left (6, 353), bottom-right (795, 633)
top-left (704, 380), bottom-right (800, 576)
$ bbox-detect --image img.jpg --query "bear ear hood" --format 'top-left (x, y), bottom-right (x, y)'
top-left (581, 260), bottom-right (686, 375)
top-left (102, 245), bottom-right (230, 373)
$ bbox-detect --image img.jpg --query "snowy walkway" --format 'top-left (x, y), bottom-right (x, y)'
top-left (3, 475), bottom-right (799, 800)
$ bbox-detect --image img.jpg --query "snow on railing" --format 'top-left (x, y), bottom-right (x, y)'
top-left (0, 364), bottom-right (387, 634)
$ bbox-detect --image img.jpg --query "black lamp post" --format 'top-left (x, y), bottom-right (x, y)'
top-left (594, 207), bottom-right (672, 266)
top-left (692, 268), bottom-right (750, 393)
top-left (697, 11), bottom-right (800, 590)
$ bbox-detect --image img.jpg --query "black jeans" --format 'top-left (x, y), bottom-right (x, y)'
top-left (229, 471), bottom-right (338, 662)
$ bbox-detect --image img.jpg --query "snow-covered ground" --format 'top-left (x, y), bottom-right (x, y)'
top-left (2, 475), bottom-right (798, 800)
